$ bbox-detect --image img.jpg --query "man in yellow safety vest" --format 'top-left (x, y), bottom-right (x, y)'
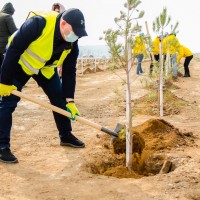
top-left (0, 8), bottom-right (87, 163)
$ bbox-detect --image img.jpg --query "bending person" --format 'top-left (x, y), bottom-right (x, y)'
top-left (0, 8), bottom-right (88, 163)
top-left (177, 45), bottom-right (193, 77)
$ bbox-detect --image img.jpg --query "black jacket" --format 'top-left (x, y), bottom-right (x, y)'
top-left (0, 12), bottom-right (78, 98)
top-left (0, 2), bottom-right (17, 53)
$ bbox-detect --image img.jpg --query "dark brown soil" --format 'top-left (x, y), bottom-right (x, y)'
top-left (83, 119), bottom-right (195, 178)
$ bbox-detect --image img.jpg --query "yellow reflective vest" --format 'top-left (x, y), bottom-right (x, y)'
top-left (177, 45), bottom-right (193, 63)
top-left (8, 11), bottom-right (71, 79)
top-left (152, 37), bottom-right (160, 55)
top-left (133, 36), bottom-right (147, 56)
top-left (162, 34), bottom-right (180, 55)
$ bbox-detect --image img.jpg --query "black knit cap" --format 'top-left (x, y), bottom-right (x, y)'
top-left (62, 8), bottom-right (87, 38)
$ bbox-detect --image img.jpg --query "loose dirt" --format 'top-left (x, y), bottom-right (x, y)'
top-left (0, 59), bottom-right (200, 200)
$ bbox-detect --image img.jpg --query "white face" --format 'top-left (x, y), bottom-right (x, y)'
top-left (54, 8), bottom-right (60, 13)
top-left (60, 19), bottom-right (73, 40)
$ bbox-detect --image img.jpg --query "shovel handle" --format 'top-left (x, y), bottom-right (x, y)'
top-left (11, 90), bottom-right (118, 137)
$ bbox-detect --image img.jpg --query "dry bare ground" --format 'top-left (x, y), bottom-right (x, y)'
top-left (0, 58), bottom-right (200, 200)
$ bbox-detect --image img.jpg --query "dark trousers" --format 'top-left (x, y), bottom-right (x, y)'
top-left (154, 54), bottom-right (160, 61)
top-left (149, 54), bottom-right (167, 75)
top-left (0, 53), bottom-right (3, 67)
top-left (0, 66), bottom-right (72, 148)
top-left (149, 54), bottom-right (160, 75)
top-left (184, 55), bottom-right (193, 76)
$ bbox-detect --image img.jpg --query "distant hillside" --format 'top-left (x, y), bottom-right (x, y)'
top-left (79, 45), bottom-right (111, 58)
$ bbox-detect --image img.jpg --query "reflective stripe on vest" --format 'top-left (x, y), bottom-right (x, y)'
top-left (20, 48), bottom-right (48, 75)
top-left (20, 56), bottom-right (39, 75)
top-left (26, 48), bottom-right (47, 63)
top-left (8, 11), bottom-right (73, 79)
top-left (18, 11), bottom-right (58, 75)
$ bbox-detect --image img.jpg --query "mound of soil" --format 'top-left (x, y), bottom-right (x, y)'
top-left (133, 89), bottom-right (187, 116)
top-left (83, 67), bottom-right (94, 74)
top-left (94, 66), bottom-right (104, 72)
top-left (112, 131), bottom-right (145, 155)
top-left (82, 66), bottom-right (104, 74)
top-left (83, 119), bottom-right (195, 178)
top-left (132, 118), bottom-right (193, 151)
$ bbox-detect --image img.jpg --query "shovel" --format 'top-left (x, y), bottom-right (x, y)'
top-left (11, 90), bottom-right (122, 137)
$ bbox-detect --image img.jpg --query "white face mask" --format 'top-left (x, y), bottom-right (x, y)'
top-left (64, 31), bottom-right (79, 42)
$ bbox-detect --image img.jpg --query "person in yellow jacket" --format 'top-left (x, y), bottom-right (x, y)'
top-left (0, 8), bottom-right (87, 163)
top-left (152, 36), bottom-right (161, 61)
top-left (149, 35), bottom-right (162, 75)
top-left (133, 33), bottom-right (147, 75)
top-left (163, 33), bottom-right (181, 78)
top-left (177, 45), bottom-right (193, 77)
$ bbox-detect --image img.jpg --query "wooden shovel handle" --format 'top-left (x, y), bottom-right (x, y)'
top-left (11, 90), bottom-right (118, 137)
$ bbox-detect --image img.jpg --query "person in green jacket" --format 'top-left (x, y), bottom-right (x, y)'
top-left (0, 2), bottom-right (17, 66)
top-left (177, 45), bottom-right (193, 77)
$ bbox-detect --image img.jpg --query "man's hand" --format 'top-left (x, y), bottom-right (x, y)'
top-left (0, 83), bottom-right (17, 96)
top-left (66, 102), bottom-right (80, 120)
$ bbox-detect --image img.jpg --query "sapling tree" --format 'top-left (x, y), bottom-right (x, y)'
top-left (152, 7), bottom-right (179, 116)
top-left (100, 0), bottom-right (144, 169)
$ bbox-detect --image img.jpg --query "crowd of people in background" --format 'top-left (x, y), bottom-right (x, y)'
top-left (0, 2), bottom-right (194, 81)
top-left (133, 31), bottom-right (193, 79)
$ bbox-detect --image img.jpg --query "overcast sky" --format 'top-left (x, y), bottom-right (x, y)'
top-left (1, 0), bottom-right (199, 52)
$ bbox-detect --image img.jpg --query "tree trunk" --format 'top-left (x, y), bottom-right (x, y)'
top-left (159, 42), bottom-right (164, 117)
top-left (126, 42), bottom-right (133, 169)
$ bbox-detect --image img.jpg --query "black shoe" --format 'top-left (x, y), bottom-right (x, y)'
top-left (172, 76), bottom-right (178, 81)
top-left (0, 148), bottom-right (18, 163)
top-left (183, 74), bottom-right (190, 77)
top-left (60, 133), bottom-right (85, 148)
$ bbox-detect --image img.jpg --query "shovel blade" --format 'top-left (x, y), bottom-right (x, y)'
top-left (110, 123), bottom-right (124, 144)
